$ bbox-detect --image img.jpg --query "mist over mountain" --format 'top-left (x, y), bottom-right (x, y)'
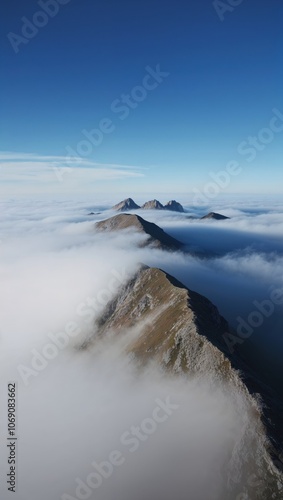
top-left (201, 212), bottom-right (230, 220)
top-left (112, 198), bottom-right (141, 211)
top-left (90, 264), bottom-right (283, 468)
top-left (2, 0), bottom-right (281, 497)
top-left (112, 198), bottom-right (185, 213)
top-left (0, 196), bottom-right (283, 500)
top-left (164, 200), bottom-right (184, 212)
top-left (111, 198), bottom-right (233, 222)
top-left (95, 213), bottom-right (183, 250)
top-left (141, 199), bottom-right (164, 210)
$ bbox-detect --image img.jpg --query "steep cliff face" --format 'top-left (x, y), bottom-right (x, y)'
top-left (95, 266), bottom-right (231, 375)
top-left (89, 265), bottom-right (283, 498)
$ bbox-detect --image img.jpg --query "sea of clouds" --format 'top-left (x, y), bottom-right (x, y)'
top-left (0, 195), bottom-right (282, 499)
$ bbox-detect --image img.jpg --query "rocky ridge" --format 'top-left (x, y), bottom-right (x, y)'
top-left (88, 265), bottom-right (283, 497)
top-left (95, 214), bottom-right (182, 250)
top-left (112, 198), bottom-right (185, 212)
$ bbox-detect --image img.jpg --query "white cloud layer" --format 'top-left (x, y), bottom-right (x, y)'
top-left (0, 196), bottom-right (282, 499)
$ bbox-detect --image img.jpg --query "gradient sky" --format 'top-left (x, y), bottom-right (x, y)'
top-left (1, 0), bottom-right (282, 197)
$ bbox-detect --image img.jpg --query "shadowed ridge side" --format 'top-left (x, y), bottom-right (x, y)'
top-left (88, 264), bottom-right (283, 475)
top-left (164, 200), bottom-right (185, 212)
top-left (95, 213), bottom-right (183, 250)
top-left (201, 212), bottom-right (230, 220)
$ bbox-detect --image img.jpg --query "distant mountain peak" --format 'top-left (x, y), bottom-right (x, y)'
top-left (112, 198), bottom-right (140, 212)
top-left (95, 213), bottom-right (182, 250)
top-left (112, 198), bottom-right (185, 213)
top-left (141, 199), bottom-right (164, 210)
top-left (164, 200), bottom-right (184, 212)
top-left (201, 212), bottom-right (230, 220)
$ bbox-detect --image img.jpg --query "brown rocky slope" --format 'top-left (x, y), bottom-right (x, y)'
top-left (88, 265), bottom-right (283, 497)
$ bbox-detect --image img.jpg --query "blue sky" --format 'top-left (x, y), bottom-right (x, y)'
top-left (1, 0), bottom-right (282, 197)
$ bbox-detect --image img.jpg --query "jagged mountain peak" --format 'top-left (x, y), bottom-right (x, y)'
top-left (112, 198), bottom-right (141, 211)
top-left (164, 200), bottom-right (184, 212)
top-left (141, 199), bottom-right (164, 210)
top-left (112, 197), bottom-right (185, 212)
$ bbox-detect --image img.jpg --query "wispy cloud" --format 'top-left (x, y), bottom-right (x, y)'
top-left (0, 152), bottom-right (145, 196)
top-left (0, 152), bottom-right (147, 170)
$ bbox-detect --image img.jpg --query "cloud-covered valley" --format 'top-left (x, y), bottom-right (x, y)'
top-left (0, 196), bottom-right (282, 499)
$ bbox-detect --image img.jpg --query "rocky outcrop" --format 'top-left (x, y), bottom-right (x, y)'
top-left (111, 200), bottom-right (229, 219)
top-left (112, 198), bottom-right (185, 212)
top-left (164, 200), bottom-right (184, 212)
top-left (95, 266), bottom-right (233, 373)
top-left (201, 212), bottom-right (230, 220)
top-left (141, 199), bottom-right (164, 210)
top-left (112, 198), bottom-right (141, 211)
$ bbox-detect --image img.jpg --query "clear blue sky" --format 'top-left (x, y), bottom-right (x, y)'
top-left (1, 0), bottom-right (282, 196)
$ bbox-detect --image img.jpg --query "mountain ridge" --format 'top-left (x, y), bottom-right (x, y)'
top-left (95, 213), bottom-right (183, 250)
top-left (112, 197), bottom-right (184, 213)
top-left (87, 264), bottom-right (283, 481)
top-left (110, 198), bottom-right (229, 219)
